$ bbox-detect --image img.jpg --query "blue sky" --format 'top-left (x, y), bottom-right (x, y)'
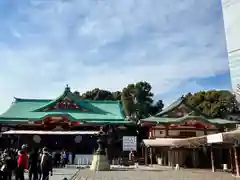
top-left (0, 0), bottom-right (232, 112)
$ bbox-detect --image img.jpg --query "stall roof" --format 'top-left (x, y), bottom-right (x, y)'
top-left (143, 136), bottom-right (208, 148)
top-left (143, 138), bottom-right (184, 147)
top-left (217, 128), bottom-right (240, 143)
top-left (205, 128), bottom-right (240, 144)
top-left (1, 130), bottom-right (99, 135)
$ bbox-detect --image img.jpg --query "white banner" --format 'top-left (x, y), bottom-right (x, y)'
top-left (207, 133), bottom-right (223, 143)
top-left (122, 136), bottom-right (137, 151)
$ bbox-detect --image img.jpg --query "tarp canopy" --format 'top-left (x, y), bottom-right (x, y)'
top-left (205, 128), bottom-right (240, 144)
top-left (1, 130), bottom-right (99, 135)
top-left (142, 128), bottom-right (240, 148)
top-left (143, 136), bottom-right (208, 148)
top-left (143, 138), bottom-right (184, 147)
top-left (217, 128), bottom-right (240, 143)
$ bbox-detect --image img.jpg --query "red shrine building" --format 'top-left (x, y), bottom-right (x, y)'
top-left (139, 96), bottom-right (238, 168)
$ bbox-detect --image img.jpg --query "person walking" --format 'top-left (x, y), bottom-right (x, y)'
top-left (1, 150), bottom-right (12, 180)
top-left (54, 151), bottom-right (61, 168)
top-left (28, 148), bottom-right (38, 180)
top-left (63, 151), bottom-right (68, 167)
top-left (40, 148), bottom-right (52, 180)
top-left (16, 149), bottom-right (28, 180)
top-left (38, 149), bottom-right (43, 180)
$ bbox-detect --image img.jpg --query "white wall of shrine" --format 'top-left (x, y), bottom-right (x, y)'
top-left (152, 126), bottom-right (218, 138)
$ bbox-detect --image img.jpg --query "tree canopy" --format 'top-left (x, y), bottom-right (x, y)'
top-left (75, 81), bottom-right (164, 119)
top-left (74, 82), bottom-right (237, 120)
top-left (121, 82), bottom-right (164, 119)
top-left (185, 90), bottom-right (238, 118)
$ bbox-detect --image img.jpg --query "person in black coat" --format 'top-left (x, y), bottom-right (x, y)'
top-left (28, 148), bottom-right (39, 180)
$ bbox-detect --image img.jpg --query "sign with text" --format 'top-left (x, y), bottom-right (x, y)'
top-left (122, 136), bottom-right (137, 151)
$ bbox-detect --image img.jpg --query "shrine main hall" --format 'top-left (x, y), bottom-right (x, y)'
top-left (0, 85), bottom-right (134, 154)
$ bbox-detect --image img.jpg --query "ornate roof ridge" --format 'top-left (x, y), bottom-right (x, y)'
top-left (14, 97), bottom-right (52, 102)
top-left (156, 95), bottom-right (185, 116)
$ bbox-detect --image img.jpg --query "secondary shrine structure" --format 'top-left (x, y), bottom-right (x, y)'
top-left (140, 96), bottom-right (239, 169)
top-left (0, 86), bottom-right (134, 159)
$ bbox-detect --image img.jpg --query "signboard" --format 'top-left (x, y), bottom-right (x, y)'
top-left (207, 133), bottom-right (223, 143)
top-left (122, 136), bottom-right (137, 151)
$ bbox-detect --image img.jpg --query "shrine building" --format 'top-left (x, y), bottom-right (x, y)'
top-left (0, 86), bottom-right (134, 156)
top-left (140, 96), bottom-right (239, 169)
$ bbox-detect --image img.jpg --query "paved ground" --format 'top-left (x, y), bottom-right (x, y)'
top-left (23, 168), bottom-right (78, 180)
top-left (50, 168), bottom-right (78, 180)
top-left (27, 167), bottom-right (238, 180)
top-left (74, 167), bottom-right (238, 180)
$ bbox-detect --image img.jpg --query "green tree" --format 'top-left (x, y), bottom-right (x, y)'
top-left (80, 81), bottom-right (164, 119)
top-left (185, 90), bottom-right (238, 118)
top-left (134, 82), bottom-right (154, 118)
top-left (121, 81), bottom-right (162, 119)
top-left (82, 88), bottom-right (114, 100)
top-left (111, 91), bottom-right (122, 101)
top-left (149, 100), bottom-right (164, 115)
top-left (121, 87), bottom-right (136, 118)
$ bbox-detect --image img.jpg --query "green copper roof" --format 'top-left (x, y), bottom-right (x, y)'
top-left (0, 86), bottom-right (130, 125)
top-left (156, 96), bottom-right (184, 117)
top-left (141, 95), bottom-right (238, 125)
top-left (156, 95), bottom-right (208, 118)
top-left (141, 114), bottom-right (238, 125)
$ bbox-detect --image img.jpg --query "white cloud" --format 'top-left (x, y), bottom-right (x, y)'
top-left (0, 0), bottom-right (230, 112)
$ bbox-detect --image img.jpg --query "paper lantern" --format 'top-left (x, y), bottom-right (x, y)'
top-left (33, 135), bottom-right (41, 143)
top-left (75, 135), bottom-right (82, 143)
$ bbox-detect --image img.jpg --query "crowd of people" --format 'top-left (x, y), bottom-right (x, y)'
top-left (0, 145), bottom-right (71, 180)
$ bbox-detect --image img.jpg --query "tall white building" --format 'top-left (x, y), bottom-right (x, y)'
top-left (221, 0), bottom-right (240, 96)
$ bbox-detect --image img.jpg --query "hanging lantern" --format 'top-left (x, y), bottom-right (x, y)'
top-left (71, 121), bottom-right (80, 125)
top-left (75, 135), bottom-right (82, 143)
top-left (33, 135), bottom-right (41, 143)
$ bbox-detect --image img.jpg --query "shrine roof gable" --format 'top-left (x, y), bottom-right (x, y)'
top-left (0, 86), bottom-right (125, 123)
top-left (155, 95), bottom-right (208, 118)
top-left (31, 86), bottom-right (100, 113)
top-left (0, 100), bottom-right (125, 123)
top-left (155, 96), bottom-right (185, 117)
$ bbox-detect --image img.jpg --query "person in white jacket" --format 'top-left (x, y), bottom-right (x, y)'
top-left (40, 148), bottom-right (52, 180)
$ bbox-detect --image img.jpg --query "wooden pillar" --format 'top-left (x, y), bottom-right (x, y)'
top-left (219, 148), bottom-right (223, 165)
top-left (168, 149), bottom-right (171, 166)
top-left (163, 149), bottom-right (167, 165)
top-left (229, 147), bottom-right (233, 172)
top-left (170, 149), bottom-right (174, 168)
top-left (149, 127), bottom-right (153, 138)
top-left (176, 149), bottom-right (180, 166)
top-left (150, 147), bottom-right (153, 166)
top-left (165, 125), bottom-right (169, 137)
top-left (234, 146), bottom-right (240, 177)
top-left (192, 149), bottom-right (197, 168)
top-left (145, 146), bottom-right (148, 165)
top-left (160, 150), bottom-right (164, 165)
top-left (204, 128), bottom-right (207, 135)
top-left (210, 147), bottom-right (215, 172)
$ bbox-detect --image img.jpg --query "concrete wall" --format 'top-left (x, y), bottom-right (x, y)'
top-left (221, 0), bottom-right (240, 97)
